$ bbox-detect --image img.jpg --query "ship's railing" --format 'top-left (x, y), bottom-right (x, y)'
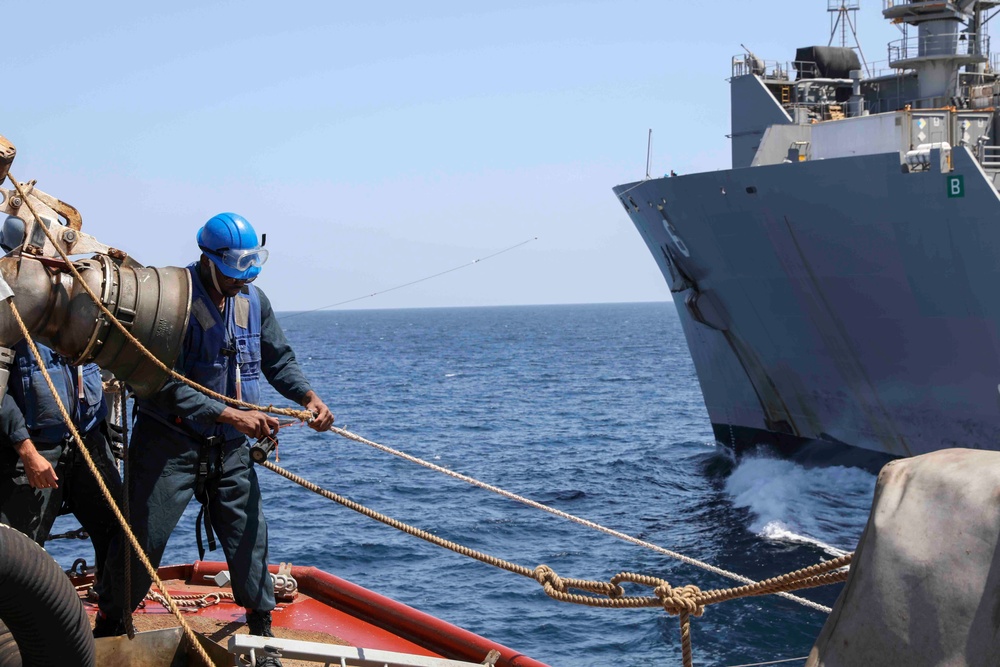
top-left (780, 100), bottom-right (859, 120)
top-left (866, 78), bottom-right (998, 112)
top-left (888, 32), bottom-right (990, 62)
top-left (731, 55), bottom-right (855, 82)
top-left (882, 0), bottom-right (975, 7)
top-left (732, 55), bottom-right (897, 81)
top-left (792, 60), bottom-right (822, 79)
top-left (868, 93), bottom-right (971, 112)
top-left (980, 145), bottom-right (1000, 168)
top-left (865, 58), bottom-right (905, 78)
top-left (991, 52), bottom-right (1000, 74)
top-left (731, 55), bottom-right (792, 80)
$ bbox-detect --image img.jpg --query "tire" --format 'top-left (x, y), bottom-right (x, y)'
top-left (0, 524), bottom-right (95, 666)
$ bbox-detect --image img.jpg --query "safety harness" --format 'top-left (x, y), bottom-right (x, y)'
top-left (190, 428), bottom-right (224, 561)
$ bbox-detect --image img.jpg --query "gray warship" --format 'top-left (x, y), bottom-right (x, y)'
top-left (614, 0), bottom-right (1000, 459)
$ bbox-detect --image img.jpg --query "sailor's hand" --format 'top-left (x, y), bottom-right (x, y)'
top-left (219, 407), bottom-right (279, 439)
top-left (302, 391), bottom-right (334, 432)
top-left (15, 439), bottom-right (58, 489)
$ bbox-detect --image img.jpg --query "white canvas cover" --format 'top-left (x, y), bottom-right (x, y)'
top-left (807, 448), bottom-right (1000, 666)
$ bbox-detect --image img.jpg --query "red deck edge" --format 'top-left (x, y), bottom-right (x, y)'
top-left (191, 561), bottom-right (550, 667)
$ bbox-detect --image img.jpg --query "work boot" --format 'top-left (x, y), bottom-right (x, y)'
top-left (92, 610), bottom-right (126, 638)
top-left (247, 609), bottom-right (282, 667)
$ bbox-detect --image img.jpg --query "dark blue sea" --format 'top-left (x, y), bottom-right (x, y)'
top-left (46, 302), bottom-right (878, 667)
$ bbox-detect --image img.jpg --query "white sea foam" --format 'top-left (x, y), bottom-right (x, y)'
top-left (724, 454), bottom-right (876, 556)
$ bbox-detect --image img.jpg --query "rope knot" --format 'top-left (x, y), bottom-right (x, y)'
top-left (654, 583), bottom-right (704, 617)
top-left (533, 565), bottom-right (567, 592)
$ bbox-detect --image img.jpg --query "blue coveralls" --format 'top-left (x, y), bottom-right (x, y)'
top-left (108, 263), bottom-right (314, 616)
top-left (0, 341), bottom-right (123, 612)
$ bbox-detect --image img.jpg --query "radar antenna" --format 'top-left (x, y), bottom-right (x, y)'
top-left (828, 0), bottom-right (871, 76)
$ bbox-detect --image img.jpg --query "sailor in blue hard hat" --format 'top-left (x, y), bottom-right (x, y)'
top-left (107, 212), bottom-right (333, 665)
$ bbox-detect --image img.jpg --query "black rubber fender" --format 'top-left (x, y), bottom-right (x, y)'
top-left (0, 524), bottom-right (95, 666)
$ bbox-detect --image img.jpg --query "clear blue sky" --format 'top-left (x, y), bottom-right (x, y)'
top-left (5, 1), bottom-right (901, 311)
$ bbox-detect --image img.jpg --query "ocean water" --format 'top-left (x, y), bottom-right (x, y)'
top-left (45, 302), bottom-right (878, 667)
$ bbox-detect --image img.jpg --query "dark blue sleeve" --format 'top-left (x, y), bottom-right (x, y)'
top-left (0, 392), bottom-right (30, 446)
top-left (257, 288), bottom-right (313, 403)
top-left (144, 377), bottom-right (227, 425)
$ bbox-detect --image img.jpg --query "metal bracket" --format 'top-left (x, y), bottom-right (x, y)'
top-left (229, 635), bottom-right (495, 666)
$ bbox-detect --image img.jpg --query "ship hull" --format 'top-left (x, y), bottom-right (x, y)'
top-left (615, 147), bottom-right (1000, 458)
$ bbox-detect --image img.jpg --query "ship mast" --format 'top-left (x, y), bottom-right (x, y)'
top-left (828, 0), bottom-right (871, 75)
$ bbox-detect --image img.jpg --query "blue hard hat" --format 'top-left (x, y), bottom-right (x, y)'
top-left (196, 212), bottom-right (268, 280)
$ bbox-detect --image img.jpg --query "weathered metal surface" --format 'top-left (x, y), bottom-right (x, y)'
top-left (95, 628), bottom-right (187, 667)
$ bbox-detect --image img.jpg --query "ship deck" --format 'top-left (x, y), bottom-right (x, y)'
top-left (76, 561), bottom-right (543, 667)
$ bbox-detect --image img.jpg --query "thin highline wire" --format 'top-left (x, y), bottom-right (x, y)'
top-left (328, 425), bottom-right (838, 614)
top-left (725, 657), bottom-right (808, 667)
top-left (280, 237), bottom-right (538, 319)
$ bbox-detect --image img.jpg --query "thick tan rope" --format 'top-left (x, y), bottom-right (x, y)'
top-left (8, 302), bottom-right (214, 667)
top-left (327, 425), bottom-right (838, 614)
top-left (146, 590), bottom-right (235, 610)
top-left (692, 555), bottom-right (851, 607)
top-left (5, 173), bottom-right (311, 422)
top-left (257, 459), bottom-right (536, 578)
top-left (259, 457), bottom-right (849, 667)
top-left (680, 611), bottom-right (693, 667)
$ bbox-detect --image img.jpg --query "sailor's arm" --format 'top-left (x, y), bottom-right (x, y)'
top-left (151, 374), bottom-right (279, 439)
top-left (1, 393), bottom-right (57, 489)
top-left (257, 289), bottom-right (333, 432)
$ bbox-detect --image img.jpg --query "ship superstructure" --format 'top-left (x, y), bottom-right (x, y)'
top-left (615, 1), bottom-right (1000, 458)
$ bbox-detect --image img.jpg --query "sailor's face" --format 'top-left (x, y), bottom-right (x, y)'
top-left (217, 273), bottom-right (253, 298)
top-left (201, 255), bottom-right (255, 298)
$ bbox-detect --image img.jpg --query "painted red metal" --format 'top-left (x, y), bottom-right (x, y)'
top-left (192, 561), bottom-right (550, 667)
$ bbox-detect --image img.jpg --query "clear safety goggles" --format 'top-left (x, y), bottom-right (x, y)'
top-left (200, 245), bottom-right (269, 271)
